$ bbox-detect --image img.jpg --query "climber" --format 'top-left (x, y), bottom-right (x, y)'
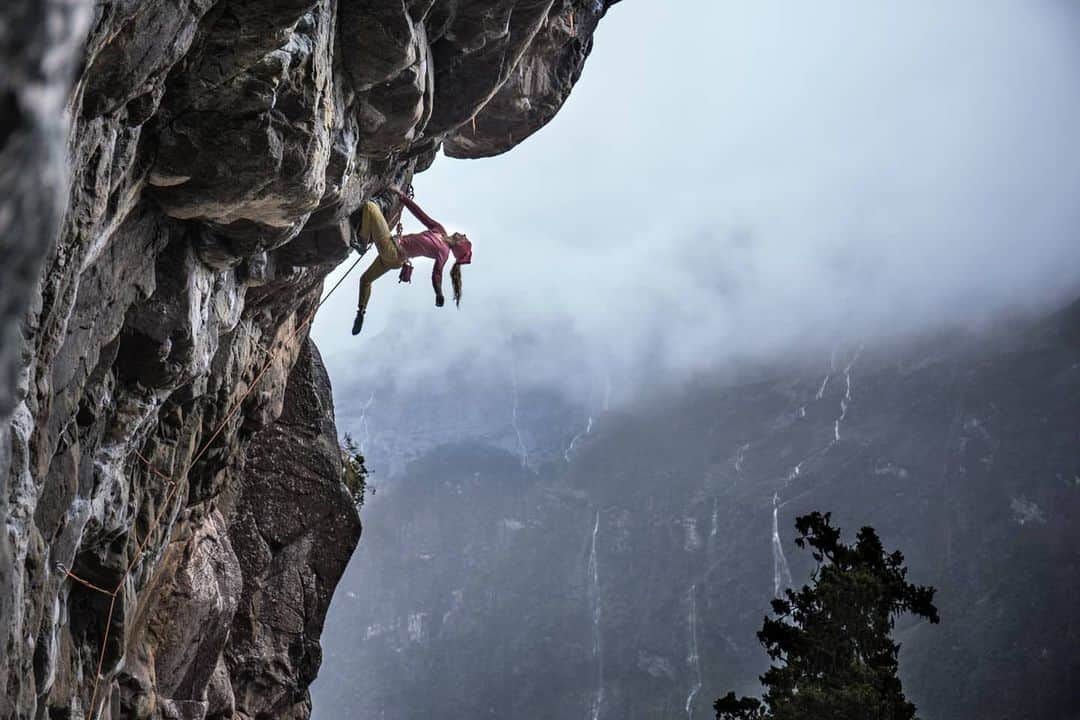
top-left (351, 187), bottom-right (473, 336)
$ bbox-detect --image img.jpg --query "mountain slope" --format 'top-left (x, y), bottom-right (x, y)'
top-left (315, 301), bottom-right (1080, 720)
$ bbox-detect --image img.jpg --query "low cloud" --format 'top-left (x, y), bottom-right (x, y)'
top-left (312, 0), bottom-right (1080, 406)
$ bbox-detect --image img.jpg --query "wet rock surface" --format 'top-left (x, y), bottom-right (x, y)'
top-left (0, 0), bottom-right (615, 716)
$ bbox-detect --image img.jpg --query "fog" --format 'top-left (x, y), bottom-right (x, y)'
top-left (311, 0), bottom-right (1080, 405)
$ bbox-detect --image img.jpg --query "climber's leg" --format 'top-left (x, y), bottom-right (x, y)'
top-left (358, 256), bottom-right (395, 312)
top-left (353, 256), bottom-right (395, 335)
top-left (354, 202), bottom-right (404, 336)
top-left (359, 201), bottom-right (398, 264)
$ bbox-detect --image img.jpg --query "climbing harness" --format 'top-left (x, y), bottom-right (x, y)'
top-left (56, 248), bottom-right (367, 719)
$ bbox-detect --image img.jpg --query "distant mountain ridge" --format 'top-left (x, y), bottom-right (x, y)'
top-left (315, 300), bottom-right (1080, 720)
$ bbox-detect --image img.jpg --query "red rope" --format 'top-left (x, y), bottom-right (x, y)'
top-left (54, 564), bottom-right (116, 597)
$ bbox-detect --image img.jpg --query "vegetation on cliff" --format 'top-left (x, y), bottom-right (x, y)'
top-left (341, 433), bottom-right (371, 508)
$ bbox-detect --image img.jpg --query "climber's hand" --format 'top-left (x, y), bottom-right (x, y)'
top-left (435, 294), bottom-right (445, 308)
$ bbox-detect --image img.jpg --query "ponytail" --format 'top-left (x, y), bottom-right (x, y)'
top-left (450, 263), bottom-right (463, 307)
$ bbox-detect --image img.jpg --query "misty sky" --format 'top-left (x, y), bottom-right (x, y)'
top-left (311, 0), bottom-right (1080, 404)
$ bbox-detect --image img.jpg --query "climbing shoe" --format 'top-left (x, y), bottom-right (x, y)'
top-left (351, 310), bottom-right (365, 336)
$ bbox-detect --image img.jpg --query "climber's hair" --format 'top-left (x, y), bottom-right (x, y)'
top-left (451, 263), bottom-right (463, 307)
top-left (449, 231), bottom-right (469, 307)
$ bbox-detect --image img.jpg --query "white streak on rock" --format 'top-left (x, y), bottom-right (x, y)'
top-left (815, 373), bottom-right (830, 400)
top-left (587, 510), bottom-right (604, 720)
top-left (565, 415), bottom-right (593, 463)
top-left (771, 493), bottom-right (793, 597)
top-left (684, 585), bottom-right (703, 719)
top-left (509, 364), bottom-right (532, 472)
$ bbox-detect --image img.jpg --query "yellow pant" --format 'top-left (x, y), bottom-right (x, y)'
top-left (357, 201), bottom-right (403, 312)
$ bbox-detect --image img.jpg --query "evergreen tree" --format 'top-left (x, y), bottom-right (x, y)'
top-left (715, 512), bottom-right (939, 720)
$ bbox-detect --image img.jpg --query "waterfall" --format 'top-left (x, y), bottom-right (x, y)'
top-left (815, 373), bottom-right (830, 400)
top-left (565, 415), bottom-right (594, 463)
top-left (509, 364), bottom-right (532, 471)
top-left (587, 510), bottom-right (604, 720)
top-left (684, 585), bottom-right (703, 719)
top-left (733, 442), bottom-right (749, 490)
top-left (783, 461), bottom-right (802, 489)
top-left (734, 443), bottom-right (749, 474)
top-left (831, 346), bottom-right (862, 445)
top-left (355, 389), bottom-right (376, 454)
top-left (771, 493), bottom-right (793, 597)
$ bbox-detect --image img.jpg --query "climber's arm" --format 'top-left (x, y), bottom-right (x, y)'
top-left (395, 189), bottom-right (445, 234)
top-left (432, 245), bottom-right (448, 307)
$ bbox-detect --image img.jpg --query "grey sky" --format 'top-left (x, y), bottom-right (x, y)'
top-left (312, 0), bottom-right (1080, 403)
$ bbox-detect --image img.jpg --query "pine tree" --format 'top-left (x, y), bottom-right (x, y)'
top-left (715, 512), bottom-right (939, 720)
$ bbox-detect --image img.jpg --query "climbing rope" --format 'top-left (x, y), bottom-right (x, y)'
top-left (392, 185), bottom-right (414, 280)
top-left (57, 247), bottom-right (367, 718)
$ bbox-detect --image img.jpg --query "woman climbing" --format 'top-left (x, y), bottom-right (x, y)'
top-left (351, 186), bottom-right (472, 336)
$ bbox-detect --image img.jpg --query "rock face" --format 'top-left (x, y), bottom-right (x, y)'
top-left (0, 0), bottom-right (93, 425)
top-left (0, 0), bottom-right (615, 717)
top-left (224, 342), bottom-right (361, 720)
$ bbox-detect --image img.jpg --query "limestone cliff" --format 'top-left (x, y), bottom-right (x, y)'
top-left (0, 0), bottom-right (616, 717)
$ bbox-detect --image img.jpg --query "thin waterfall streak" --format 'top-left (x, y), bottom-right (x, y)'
top-left (832, 345), bottom-right (863, 444)
top-left (815, 373), bottom-right (830, 400)
top-left (783, 462), bottom-right (802, 488)
top-left (734, 443), bottom-right (749, 474)
top-left (509, 365), bottom-right (532, 471)
top-left (846, 344), bottom-right (864, 373)
top-left (356, 390), bottom-right (376, 454)
top-left (685, 585), bottom-right (703, 719)
top-left (587, 510), bottom-right (604, 720)
top-left (771, 493), bottom-right (793, 597)
top-left (565, 416), bottom-right (594, 463)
